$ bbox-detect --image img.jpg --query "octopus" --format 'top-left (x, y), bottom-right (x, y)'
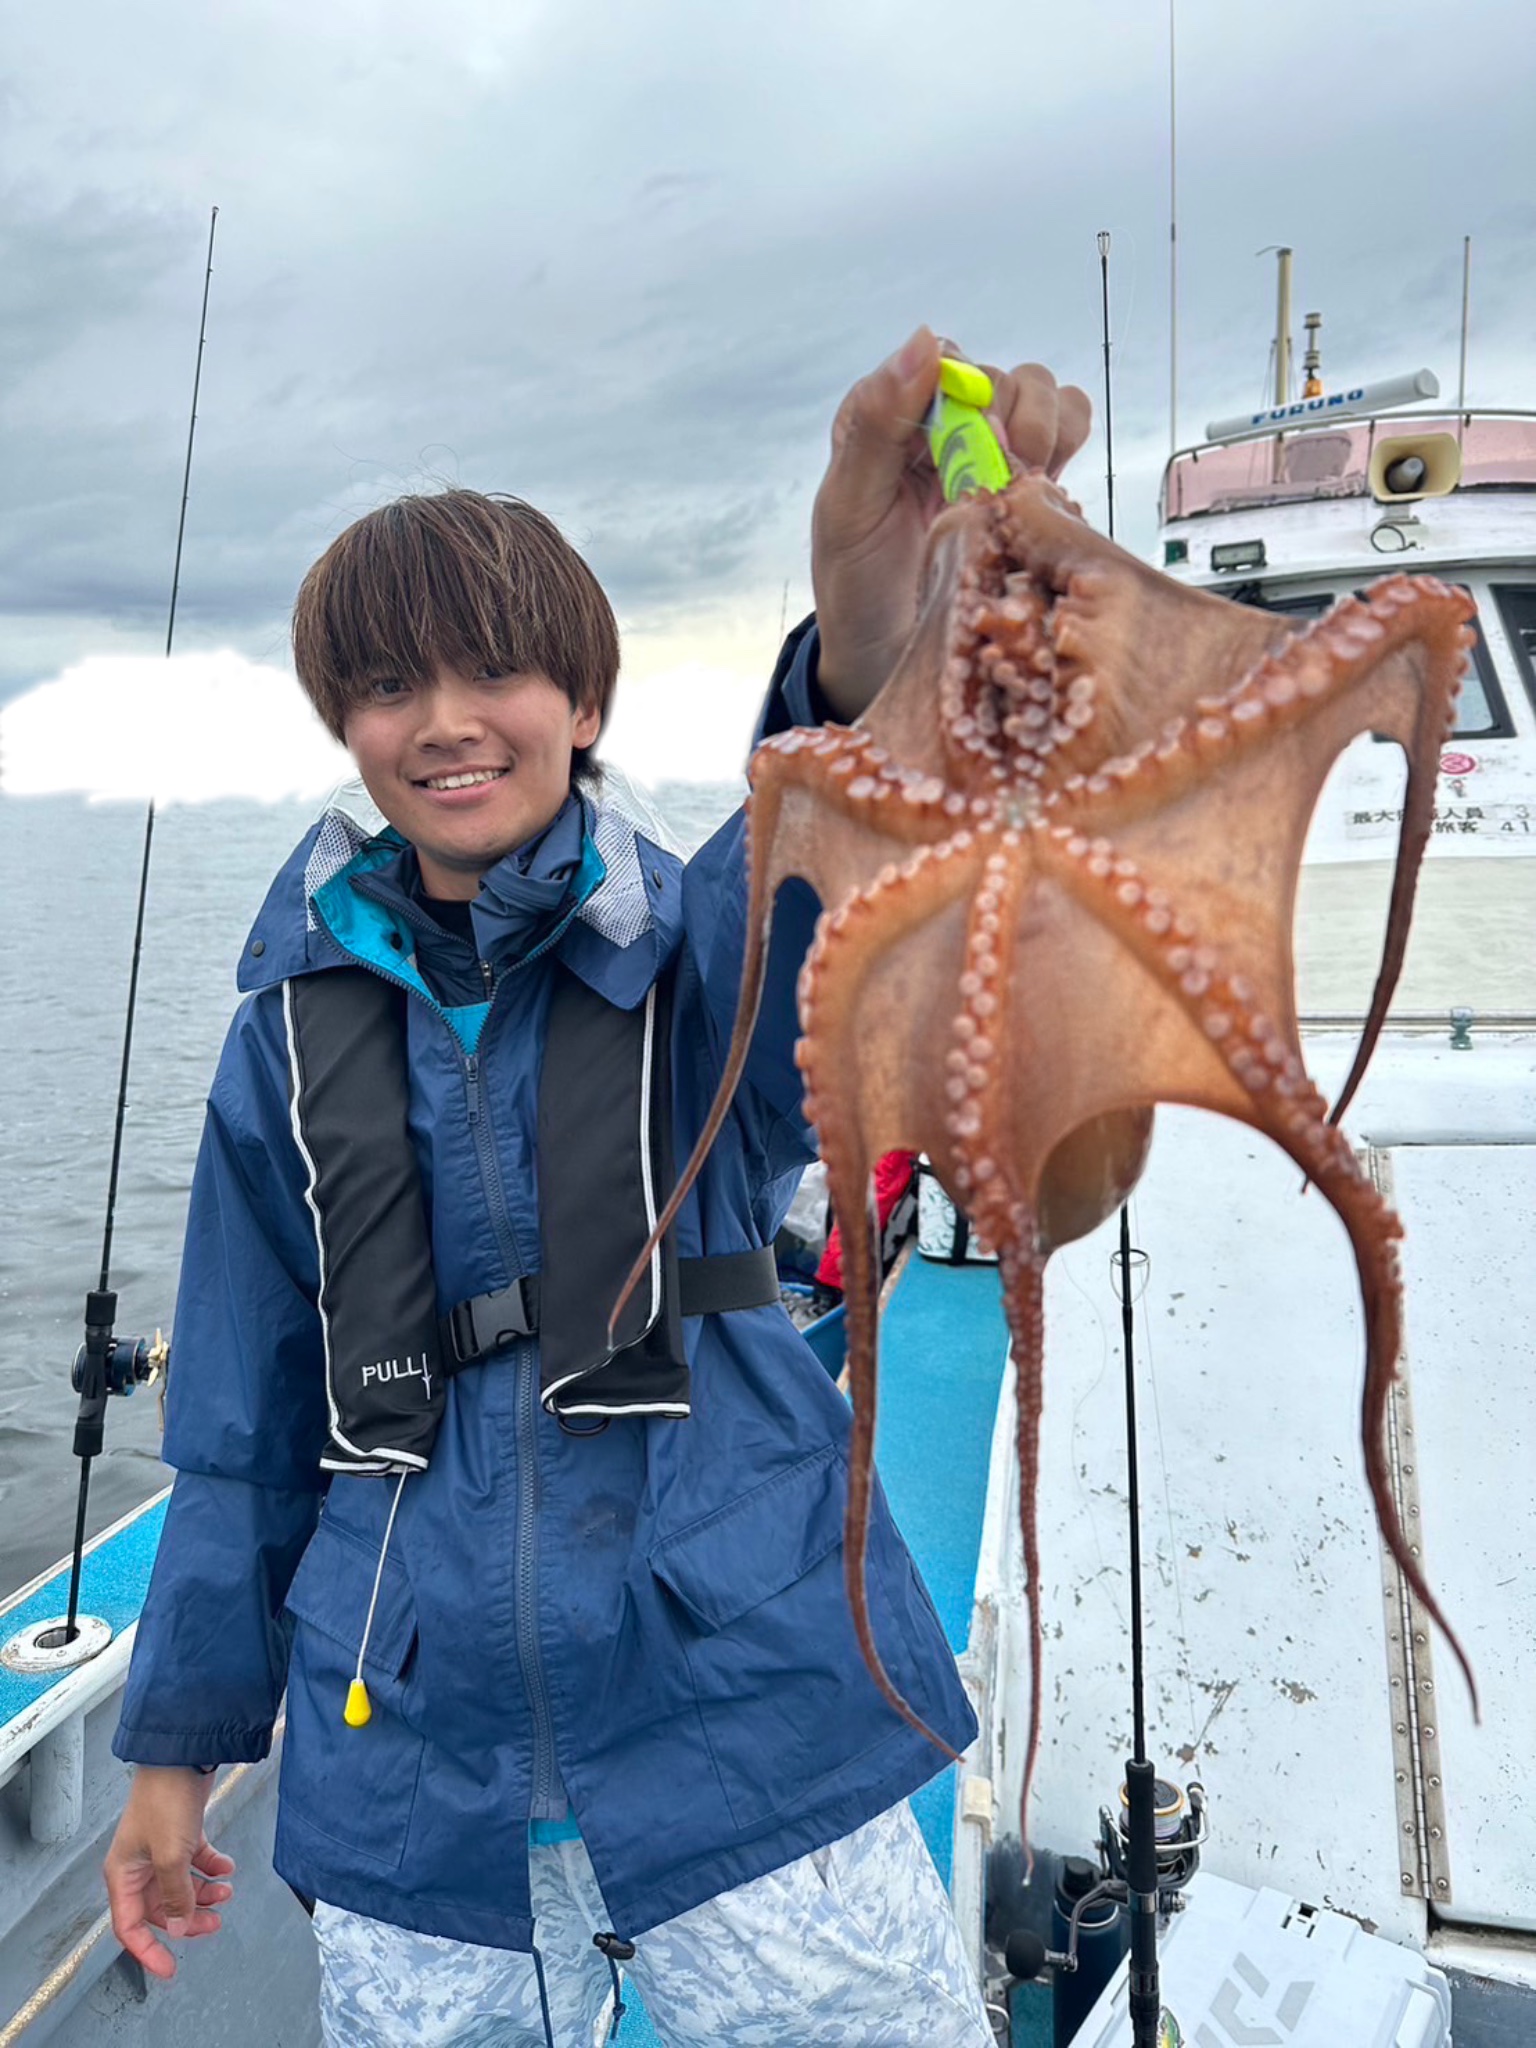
top-left (618, 466), bottom-right (1477, 1843)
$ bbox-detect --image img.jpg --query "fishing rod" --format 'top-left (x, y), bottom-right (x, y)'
top-left (1098, 232), bottom-right (1116, 542)
top-left (56, 205), bottom-right (219, 1649)
top-left (1099, 226), bottom-right (1162, 2048)
top-left (1114, 1208), bottom-right (1162, 2048)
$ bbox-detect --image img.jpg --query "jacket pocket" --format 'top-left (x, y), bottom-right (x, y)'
top-left (280, 1516), bottom-right (424, 1868)
top-left (650, 1445), bottom-right (949, 1830)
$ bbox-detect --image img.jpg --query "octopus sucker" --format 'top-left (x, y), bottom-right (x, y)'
top-left (613, 468), bottom-right (1478, 1852)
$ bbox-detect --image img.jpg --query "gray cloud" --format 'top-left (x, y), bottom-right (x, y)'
top-left (4, 0), bottom-right (1533, 705)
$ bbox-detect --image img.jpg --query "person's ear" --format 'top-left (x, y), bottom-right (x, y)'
top-left (572, 699), bottom-right (602, 749)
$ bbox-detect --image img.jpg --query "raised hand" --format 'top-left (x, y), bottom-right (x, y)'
top-left (811, 326), bottom-right (1091, 719)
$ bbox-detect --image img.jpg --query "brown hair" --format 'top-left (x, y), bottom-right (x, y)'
top-left (292, 490), bottom-right (618, 787)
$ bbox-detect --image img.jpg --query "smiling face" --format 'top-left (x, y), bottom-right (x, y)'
top-left (292, 492), bottom-right (622, 880)
top-left (343, 665), bottom-right (602, 898)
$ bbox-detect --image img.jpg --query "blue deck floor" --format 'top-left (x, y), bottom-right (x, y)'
top-left (869, 1253), bottom-right (1011, 1885)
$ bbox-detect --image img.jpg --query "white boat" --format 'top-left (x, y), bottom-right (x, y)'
top-left (4, 375), bottom-right (1533, 2047)
top-left (961, 384), bottom-right (1536, 2043)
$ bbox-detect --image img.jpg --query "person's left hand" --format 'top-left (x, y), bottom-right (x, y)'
top-left (104, 1765), bottom-right (235, 1981)
top-left (810, 327), bottom-right (1091, 721)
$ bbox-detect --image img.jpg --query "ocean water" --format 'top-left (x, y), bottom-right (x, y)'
top-left (0, 781), bottom-right (744, 1597)
top-left (10, 780), bottom-right (1524, 1605)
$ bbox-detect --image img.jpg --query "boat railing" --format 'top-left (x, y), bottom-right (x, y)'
top-left (1160, 409), bottom-right (1536, 523)
top-left (0, 1492), bottom-right (314, 2046)
top-left (0, 1491), bottom-right (169, 1850)
top-left (1300, 1011), bottom-right (1536, 1032)
top-left (0, 1623), bottom-right (137, 1847)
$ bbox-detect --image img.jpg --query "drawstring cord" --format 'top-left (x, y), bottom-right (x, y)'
top-left (593, 1933), bottom-right (633, 2040)
top-left (531, 1941), bottom-right (556, 2048)
top-left (526, 1932), bottom-right (629, 2048)
top-left (603, 1950), bottom-right (626, 2040)
top-left (344, 1469), bottom-right (409, 1727)
top-left (526, 1926), bottom-right (625, 2047)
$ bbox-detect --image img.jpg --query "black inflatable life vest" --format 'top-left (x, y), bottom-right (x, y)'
top-left (282, 963), bottom-right (778, 1475)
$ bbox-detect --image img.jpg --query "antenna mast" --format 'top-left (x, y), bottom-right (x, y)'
top-left (1168, 0), bottom-right (1179, 456)
top-left (1273, 246), bottom-right (1293, 406)
top-left (1457, 235), bottom-right (1472, 416)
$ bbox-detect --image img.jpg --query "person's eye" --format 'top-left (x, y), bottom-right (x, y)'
top-left (367, 675), bottom-right (411, 702)
top-left (473, 668), bottom-right (513, 687)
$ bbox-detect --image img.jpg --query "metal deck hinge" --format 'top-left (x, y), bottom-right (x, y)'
top-left (1367, 1147), bottom-right (1453, 1906)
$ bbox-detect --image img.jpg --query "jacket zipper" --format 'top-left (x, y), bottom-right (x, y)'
top-left (464, 1049), bottom-right (560, 1820)
top-left (313, 910), bottom-right (563, 1826)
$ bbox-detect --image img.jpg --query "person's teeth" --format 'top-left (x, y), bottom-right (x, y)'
top-left (426, 770), bottom-right (504, 790)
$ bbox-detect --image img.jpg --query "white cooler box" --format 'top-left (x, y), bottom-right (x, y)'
top-left (1072, 1871), bottom-right (1450, 2048)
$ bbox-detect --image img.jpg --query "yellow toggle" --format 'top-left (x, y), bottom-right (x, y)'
top-left (344, 1678), bottom-right (373, 1727)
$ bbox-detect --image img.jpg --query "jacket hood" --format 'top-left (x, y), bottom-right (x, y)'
top-left (237, 780), bottom-right (686, 1011)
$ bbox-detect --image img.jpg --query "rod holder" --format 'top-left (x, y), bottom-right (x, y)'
top-left (1, 1615), bottom-right (113, 1675)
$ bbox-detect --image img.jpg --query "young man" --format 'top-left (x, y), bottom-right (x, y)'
top-left (104, 334), bottom-right (1089, 2046)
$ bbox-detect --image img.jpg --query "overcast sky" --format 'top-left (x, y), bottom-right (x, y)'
top-left (3, 0), bottom-right (1531, 791)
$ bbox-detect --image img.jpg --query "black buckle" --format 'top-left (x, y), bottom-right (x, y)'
top-left (447, 1278), bottom-right (538, 1365)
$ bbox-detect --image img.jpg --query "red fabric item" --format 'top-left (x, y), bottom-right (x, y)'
top-left (815, 1150), bottom-right (918, 1293)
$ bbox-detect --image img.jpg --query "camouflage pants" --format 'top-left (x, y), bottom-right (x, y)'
top-left (314, 1797), bottom-right (994, 2047)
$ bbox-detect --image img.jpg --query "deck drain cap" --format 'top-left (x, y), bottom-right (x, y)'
top-left (2, 1614), bottom-right (113, 1674)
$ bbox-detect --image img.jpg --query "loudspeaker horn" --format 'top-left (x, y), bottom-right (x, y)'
top-left (1368, 432), bottom-right (1463, 503)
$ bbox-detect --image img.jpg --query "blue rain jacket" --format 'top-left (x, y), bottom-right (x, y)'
top-left (114, 627), bottom-right (977, 1951)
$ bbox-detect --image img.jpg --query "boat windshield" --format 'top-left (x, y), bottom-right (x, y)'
top-left (1162, 413), bottom-right (1536, 521)
top-left (1218, 582), bottom-right (1516, 739)
top-left (1494, 585), bottom-right (1536, 712)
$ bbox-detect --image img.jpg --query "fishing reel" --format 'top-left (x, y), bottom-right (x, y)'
top-left (1000, 1775), bottom-right (1207, 2036)
top-left (52, 1295), bottom-right (170, 1652)
top-left (1099, 1774), bottom-right (1207, 1910)
top-left (69, 1290), bottom-right (167, 1463)
top-left (70, 1328), bottom-right (168, 1400)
